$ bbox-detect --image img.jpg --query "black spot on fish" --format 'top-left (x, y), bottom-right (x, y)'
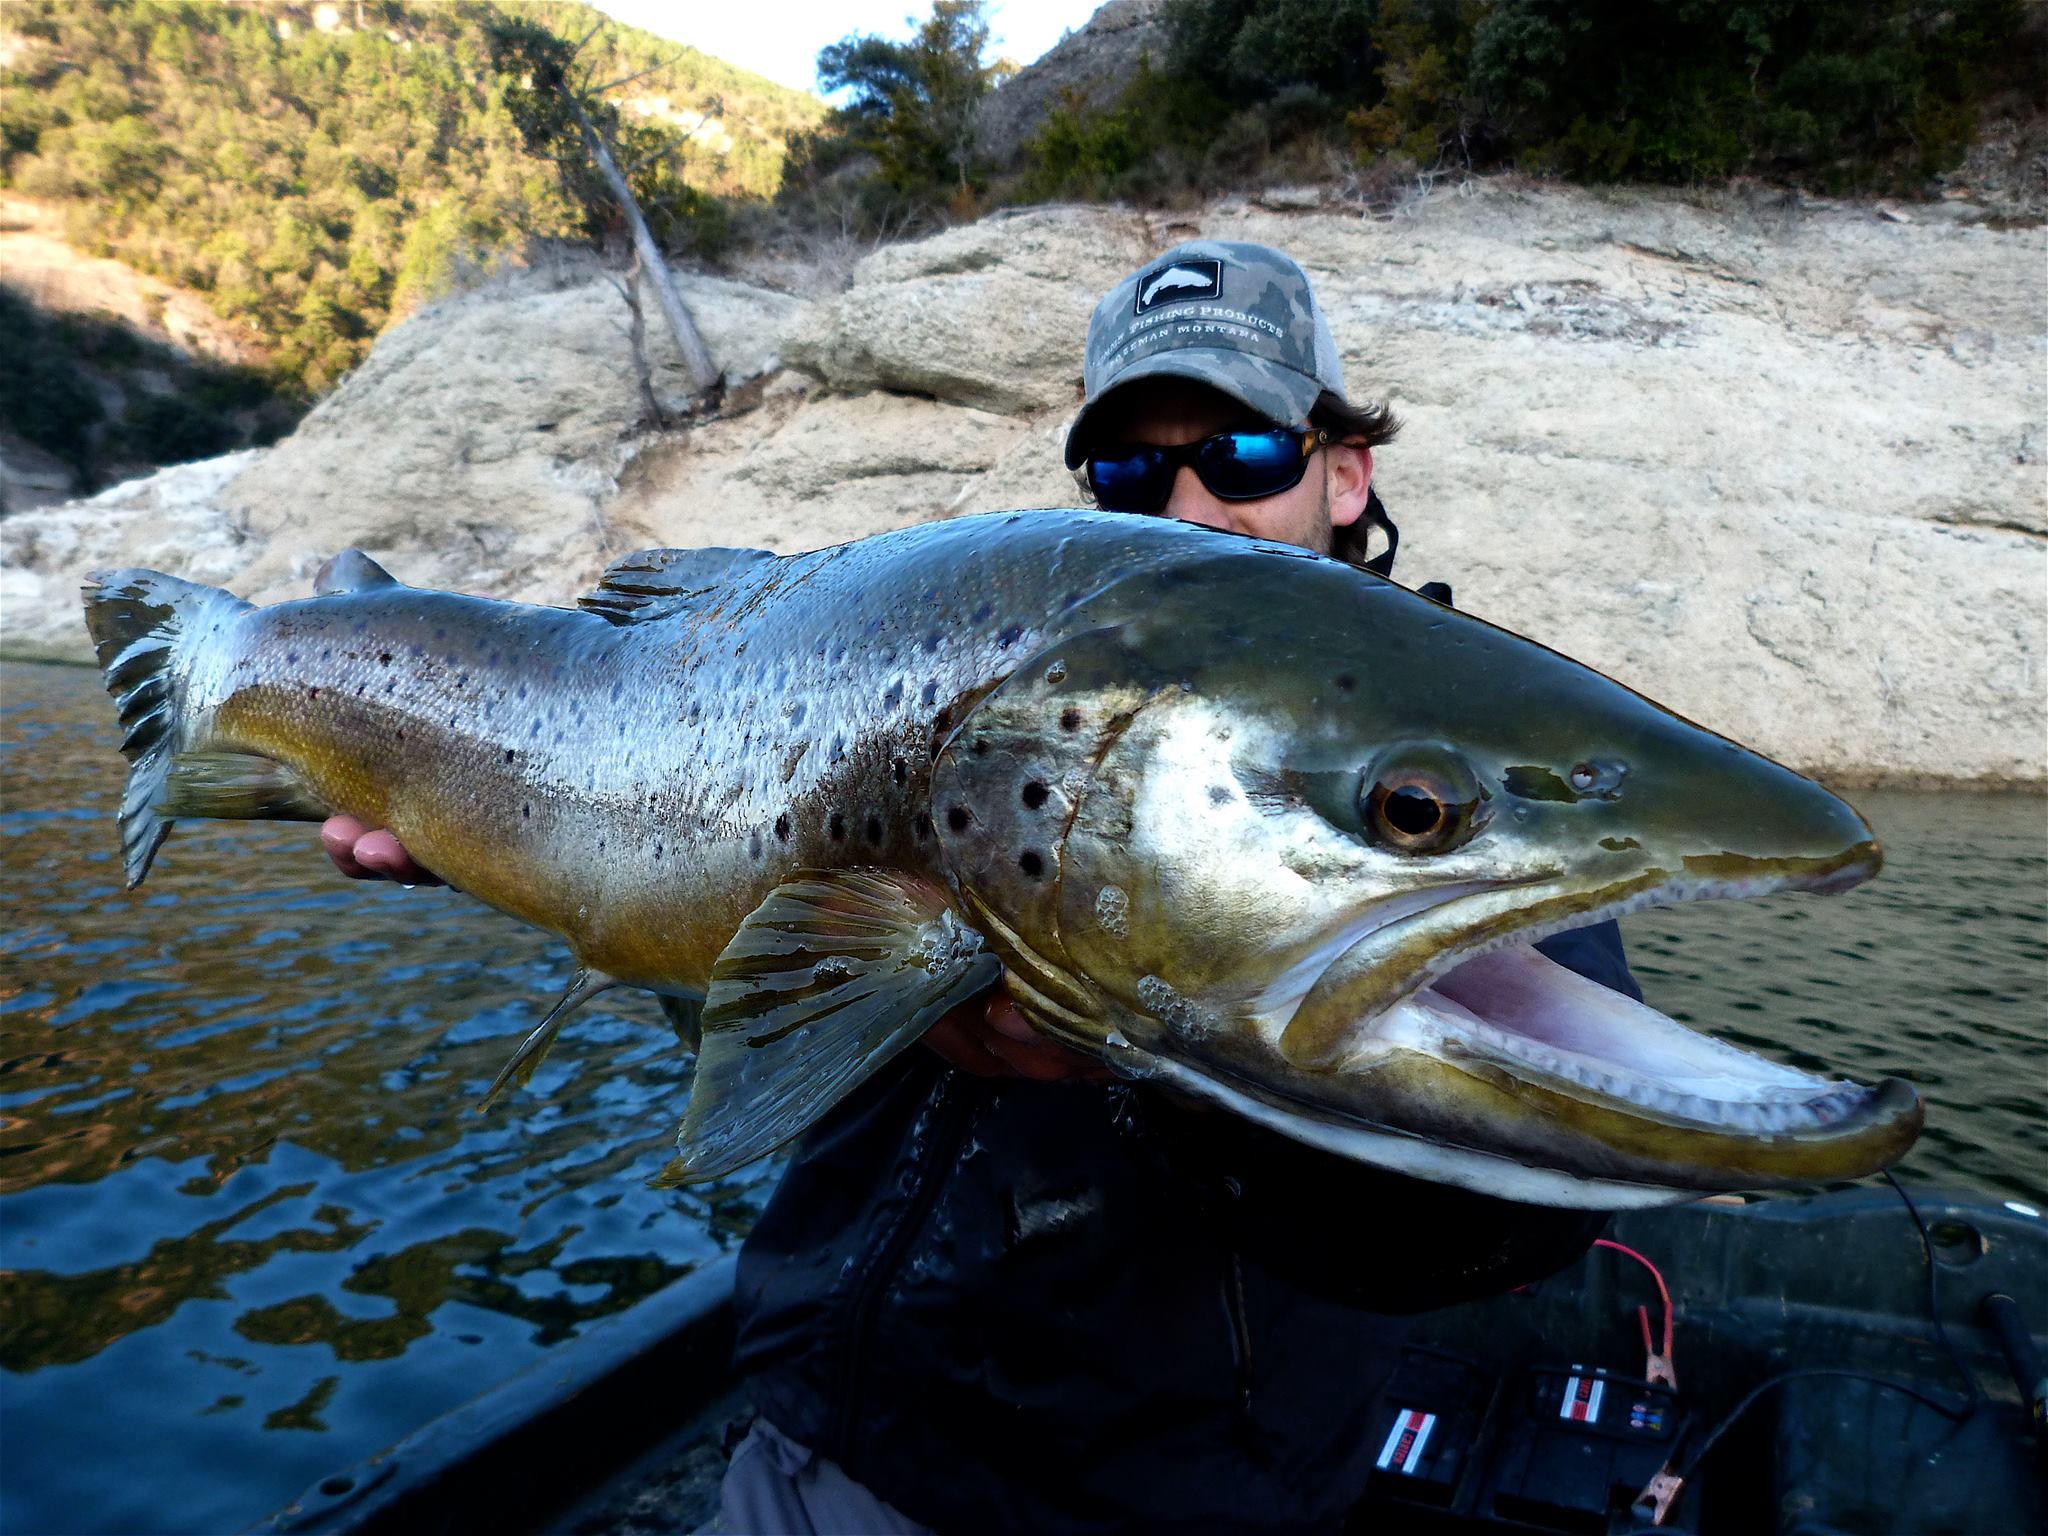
top-left (377, 652), bottom-right (392, 665)
top-left (1335, 674), bottom-right (1357, 692)
top-left (750, 829), bottom-right (763, 859)
top-left (522, 804), bottom-right (530, 819)
top-left (504, 749), bottom-right (515, 763)
top-left (997, 624), bottom-right (1023, 648)
top-left (307, 686), bottom-right (320, 700)
top-left (1022, 781), bottom-right (1049, 809)
top-left (1060, 708), bottom-right (1082, 732)
top-left (395, 729), bottom-right (405, 740)
top-left (971, 737), bottom-right (988, 757)
top-left (1019, 850), bottom-right (1044, 879)
top-left (775, 813), bottom-right (791, 841)
top-left (829, 813), bottom-right (847, 842)
top-left (923, 632), bottom-right (943, 654)
top-left (947, 805), bottom-right (971, 833)
top-left (1208, 785), bottom-right (1232, 806)
top-left (286, 651), bottom-right (299, 664)
top-left (882, 680), bottom-right (903, 709)
top-left (971, 602), bottom-right (993, 624)
top-left (892, 757), bottom-right (908, 785)
top-left (864, 815), bottom-right (882, 844)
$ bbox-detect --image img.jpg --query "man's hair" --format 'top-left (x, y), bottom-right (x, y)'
top-left (1309, 391), bottom-right (1401, 451)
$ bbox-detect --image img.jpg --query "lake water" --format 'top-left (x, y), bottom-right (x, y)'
top-left (2, 659), bottom-right (2043, 1534)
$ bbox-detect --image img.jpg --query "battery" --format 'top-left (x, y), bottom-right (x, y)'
top-left (1361, 1346), bottom-right (1492, 1510)
top-left (1481, 1364), bottom-right (1689, 1534)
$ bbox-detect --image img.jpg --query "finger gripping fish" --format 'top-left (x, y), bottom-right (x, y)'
top-left (82, 512), bottom-right (1921, 1207)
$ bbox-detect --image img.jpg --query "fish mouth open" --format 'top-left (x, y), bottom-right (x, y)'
top-left (1276, 838), bottom-right (1920, 1166)
top-left (1388, 943), bottom-right (1885, 1135)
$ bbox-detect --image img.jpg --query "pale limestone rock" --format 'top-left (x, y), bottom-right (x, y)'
top-left (784, 206), bottom-right (1152, 413)
top-left (6, 186), bottom-right (2041, 787)
top-left (1, 452), bottom-right (263, 657)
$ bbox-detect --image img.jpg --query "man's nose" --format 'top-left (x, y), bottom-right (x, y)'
top-left (1162, 465), bottom-right (1234, 530)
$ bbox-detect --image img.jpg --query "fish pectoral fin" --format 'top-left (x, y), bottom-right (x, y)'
top-left (654, 992), bottom-right (704, 1054)
top-left (160, 752), bottom-right (333, 822)
top-left (476, 967), bottom-right (624, 1110)
top-left (578, 546), bottom-right (773, 625)
top-left (658, 870), bottom-right (999, 1186)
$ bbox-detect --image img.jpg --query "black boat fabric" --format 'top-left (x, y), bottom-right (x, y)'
top-left (733, 927), bottom-right (1635, 1535)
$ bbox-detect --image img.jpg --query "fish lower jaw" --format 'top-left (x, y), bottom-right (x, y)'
top-left (1345, 943), bottom-right (1880, 1139)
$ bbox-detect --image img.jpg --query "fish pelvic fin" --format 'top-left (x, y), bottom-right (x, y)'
top-left (654, 992), bottom-right (704, 1054)
top-left (81, 569), bottom-right (253, 888)
top-left (476, 967), bottom-right (625, 1110)
top-left (656, 870), bottom-right (999, 1187)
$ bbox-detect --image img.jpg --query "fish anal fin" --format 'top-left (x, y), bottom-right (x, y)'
top-left (162, 752), bottom-right (333, 822)
top-left (666, 870), bottom-right (998, 1184)
top-left (578, 546), bottom-right (772, 626)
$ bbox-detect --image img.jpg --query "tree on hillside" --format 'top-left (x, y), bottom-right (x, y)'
top-left (815, 0), bottom-right (1013, 199)
top-left (488, 13), bottom-right (718, 394)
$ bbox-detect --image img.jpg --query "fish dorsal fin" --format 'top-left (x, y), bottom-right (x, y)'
top-left (314, 549), bottom-right (401, 595)
top-left (578, 546), bottom-right (774, 625)
top-left (659, 870), bottom-right (999, 1185)
top-left (476, 967), bottom-right (624, 1109)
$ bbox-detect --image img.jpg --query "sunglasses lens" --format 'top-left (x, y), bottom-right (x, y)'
top-left (1197, 431), bottom-right (1307, 499)
top-left (1088, 451), bottom-right (1170, 512)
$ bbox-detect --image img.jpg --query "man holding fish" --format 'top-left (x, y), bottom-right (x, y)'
top-left (286, 243), bottom-right (1816, 1534)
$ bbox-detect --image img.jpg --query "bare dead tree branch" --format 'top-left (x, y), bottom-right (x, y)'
top-left (592, 52), bottom-right (686, 97)
top-left (563, 93), bottom-right (719, 393)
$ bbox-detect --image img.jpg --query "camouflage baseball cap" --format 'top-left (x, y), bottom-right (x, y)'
top-left (1064, 240), bottom-right (1348, 469)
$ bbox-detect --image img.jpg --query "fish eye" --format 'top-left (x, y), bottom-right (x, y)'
top-left (1360, 747), bottom-right (1486, 855)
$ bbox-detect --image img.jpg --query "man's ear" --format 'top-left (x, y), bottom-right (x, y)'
top-left (1326, 445), bottom-right (1374, 528)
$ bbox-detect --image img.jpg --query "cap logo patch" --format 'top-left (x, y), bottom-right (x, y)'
top-left (1135, 258), bottom-right (1222, 314)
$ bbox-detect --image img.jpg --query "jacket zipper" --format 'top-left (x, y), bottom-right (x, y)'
top-left (827, 1072), bottom-right (975, 1462)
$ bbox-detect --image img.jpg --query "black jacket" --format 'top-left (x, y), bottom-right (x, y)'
top-left (733, 923), bottom-right (1640, 1535)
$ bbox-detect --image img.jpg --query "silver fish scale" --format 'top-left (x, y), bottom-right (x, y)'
top-left (201, 512), bottom-right (1197, 990)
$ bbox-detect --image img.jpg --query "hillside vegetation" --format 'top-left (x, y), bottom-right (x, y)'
top-left (0, 0), bottom-right (821, 461)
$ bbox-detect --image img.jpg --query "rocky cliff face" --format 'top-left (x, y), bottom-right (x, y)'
top-left (5, 184), bottom-right (2042, 787)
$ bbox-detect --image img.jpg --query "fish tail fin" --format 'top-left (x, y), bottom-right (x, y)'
top-left (81, 569), bottom-right (252, 888)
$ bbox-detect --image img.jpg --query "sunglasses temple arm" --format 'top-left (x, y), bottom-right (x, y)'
top-left (1361, 487), bottom-right (1399, 578)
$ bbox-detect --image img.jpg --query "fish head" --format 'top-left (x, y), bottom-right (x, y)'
top-left (934, 540), bottom-right (1920, 1206)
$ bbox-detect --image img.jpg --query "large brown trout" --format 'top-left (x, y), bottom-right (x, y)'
top-left (82, 512), bottom-right (1920, 1206)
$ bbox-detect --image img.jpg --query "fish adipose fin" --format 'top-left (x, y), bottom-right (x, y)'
top-left (578, 546), bottom-right (773, 625)
top-left (477, 967), bottom-right (625, 1110)
top-left (659, 870), bottom-right (1000, 1185)
top-left (81, 569), bottom-right (253, 888)
top-left (313, 548), bottom-right (402, 595)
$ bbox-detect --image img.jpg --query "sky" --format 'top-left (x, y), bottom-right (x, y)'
top-left (591, 0), bottom-right (1105, 97)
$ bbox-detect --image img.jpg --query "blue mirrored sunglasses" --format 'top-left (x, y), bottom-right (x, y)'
top-left (1086, 427), bottom-right (1331, 514)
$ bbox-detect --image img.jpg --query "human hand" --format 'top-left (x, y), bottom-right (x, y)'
top-left (923, 988), bottom-right (1114, 1083)
top-left (319, 814), bottom-right (444, 886)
